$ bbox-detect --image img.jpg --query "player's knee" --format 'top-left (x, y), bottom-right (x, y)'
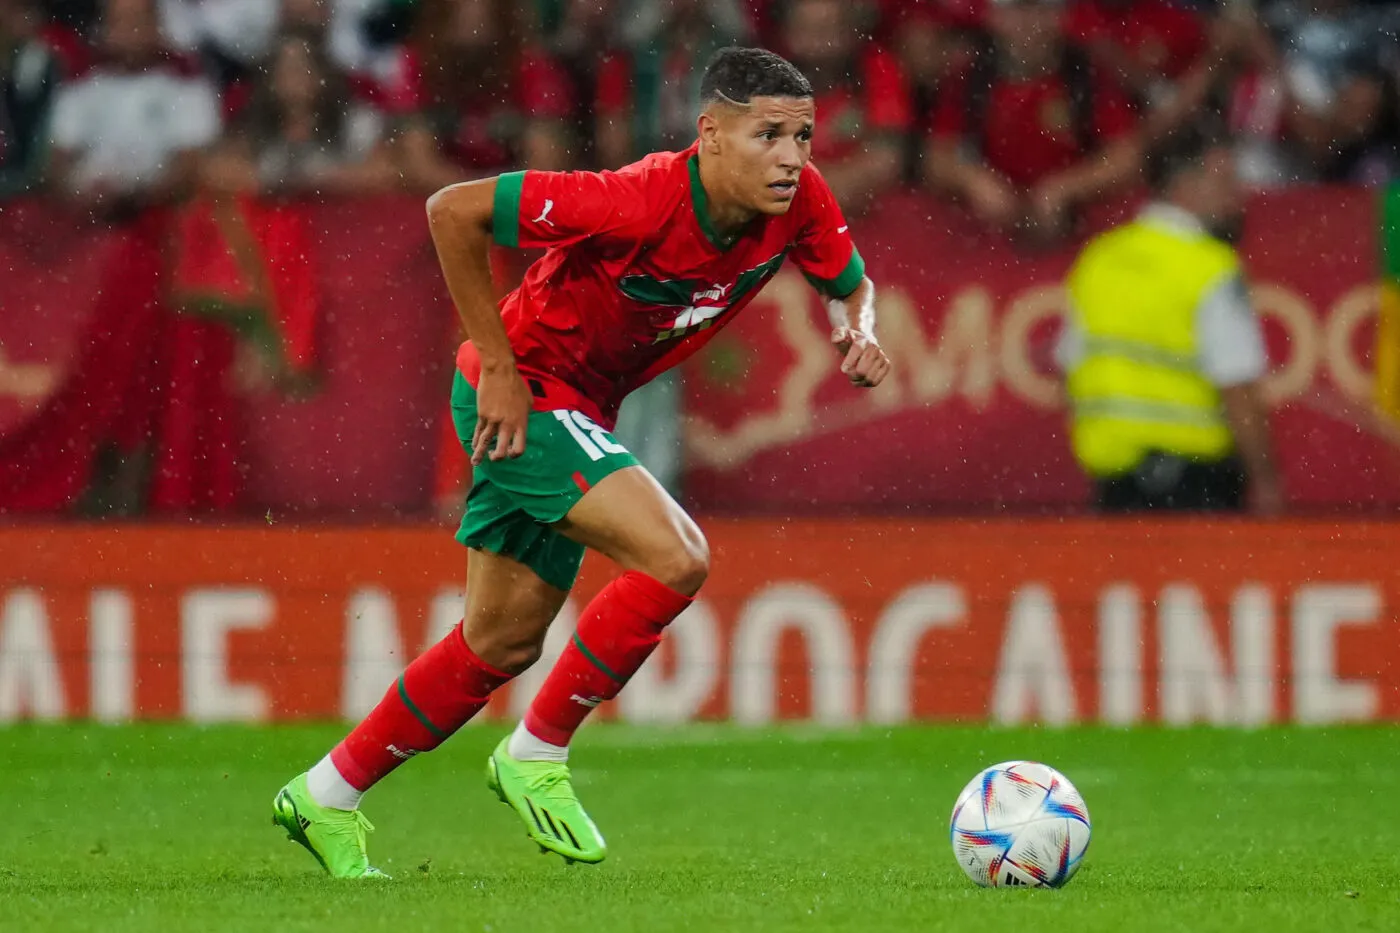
top-left (474, 631), bottom-right (545, 674)
top-left (648, 527), bottom-right (710, 596)
top-left (465, 618), bottom-right (549, 674)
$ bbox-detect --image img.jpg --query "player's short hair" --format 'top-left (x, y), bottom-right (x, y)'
top-left (700, 47), bottom-right (812, 106)
top-left (1145, 119), bottom-right (1232, 194)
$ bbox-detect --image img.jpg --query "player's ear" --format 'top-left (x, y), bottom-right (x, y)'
top-left (697, 107), bottom-right (723, 155)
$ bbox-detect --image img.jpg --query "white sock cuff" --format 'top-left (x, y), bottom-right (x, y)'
top-left (306, 754), bottom-right (364, 811)
top-left (507, 720), bottom-right (569, 763)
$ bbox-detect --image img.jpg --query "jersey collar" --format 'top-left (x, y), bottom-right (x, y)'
top-left (688, 153), bottom-right (742, 252)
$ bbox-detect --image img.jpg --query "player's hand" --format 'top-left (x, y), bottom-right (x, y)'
top-left (473, 366), bottom-right (531, 465)
top-left (832, 328), bottom-right (891, 388)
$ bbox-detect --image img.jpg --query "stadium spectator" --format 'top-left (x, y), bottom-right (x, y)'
top-left (1269, 0), bottom-right (1398, 184)
top-left (890, 1), bottom-right (978, 183)
top-left (1059, 124), bottom-right (1282, 514)
top-left (201, 29), bottom-right (394, 197)
top-left (779, 0), bottom-right (911, 214)
top-left (156, 0), bottom-right (279, 85)
top-left (47, 0), bottom-right (220, 220)
top-left (0, 0), bottom-right (62, 197)
top-left (328, 0), bottom-right (415, 99)
top-left (594, 0), bottom-right (752, 167)
top-left (1155, 1), bottom-right (1399, 187)
top-left (1144, 9), bottom-right (1285, 183)
top-left (540, 0), bottom-right (622, 168)
top-left (1064, 0), bottom-right (1207, 112)
top-left (391, 0), bottom-right (574, 191)
top-left (924, 0), bottom-right (1142, 246)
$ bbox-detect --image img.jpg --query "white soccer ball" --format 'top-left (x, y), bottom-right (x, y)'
top-left (949, 760), bottom-right (1091, 888)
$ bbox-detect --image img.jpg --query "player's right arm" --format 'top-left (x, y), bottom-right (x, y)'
top-left (427, 178), bottom-right (529, 465)
top-left (427, 169), bottom-right (651, 464)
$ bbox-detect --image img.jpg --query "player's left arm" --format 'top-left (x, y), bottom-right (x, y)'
top-left (826, 277), bottom-right (889, 388)
top-left (791, 164), bottom-right (891, 388)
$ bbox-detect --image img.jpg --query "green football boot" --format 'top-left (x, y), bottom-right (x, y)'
top-left (271, 773), bottom-right (390, 879)
top-left (486, 736), bottom-right (607, 864)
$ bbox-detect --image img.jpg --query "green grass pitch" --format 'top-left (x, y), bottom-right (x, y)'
top-left (1, 723), bottom-right (1397, 932)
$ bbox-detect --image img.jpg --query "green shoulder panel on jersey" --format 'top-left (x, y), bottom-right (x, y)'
top-left (804, 247), bottom-right (866, 300)
top-left (492, 171), bottom-right (526, 248)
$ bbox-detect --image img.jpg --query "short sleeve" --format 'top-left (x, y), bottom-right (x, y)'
top-left (492, 168), bottom-right (652, 249)
top-left (790, 163), bottom-right (866, 299)
top-left (1056, 313), bottom-right (1085, 372)
top-left (49, 82), bottom-right (87, 151)
top-left (1196, 275), bottom-right (1267, 387)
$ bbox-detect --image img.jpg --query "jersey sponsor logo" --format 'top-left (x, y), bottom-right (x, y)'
top-left (618, 250), bottom-right (789, 343)
top-left (532, 199), bottom-right (556, 227)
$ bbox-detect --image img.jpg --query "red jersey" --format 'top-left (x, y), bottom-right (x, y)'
top-left (456, 143), bottom-right (865, 428)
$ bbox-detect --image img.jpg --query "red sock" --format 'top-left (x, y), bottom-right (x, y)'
top-left (523, 571), bottom-right (692, 746)
top-left (330, 621), bottom-right (512, 790)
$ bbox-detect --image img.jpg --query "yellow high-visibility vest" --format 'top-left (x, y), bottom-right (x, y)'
top-left (1065, 214), bottom-right (1240, 477)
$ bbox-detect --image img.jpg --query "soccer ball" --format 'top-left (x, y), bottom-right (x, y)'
top-left (949, 760), bottom-right (1091, 888)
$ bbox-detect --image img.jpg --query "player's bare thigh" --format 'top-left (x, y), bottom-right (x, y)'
top-left (462, 548), bottom-right (570, 673)
top-left (553, 464), bottom-right (710, 596)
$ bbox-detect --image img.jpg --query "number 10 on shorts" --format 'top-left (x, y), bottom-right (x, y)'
top-left (554, 410), bottom-right (628, 461)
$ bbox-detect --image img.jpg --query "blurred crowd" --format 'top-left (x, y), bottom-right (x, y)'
top-left (3, 0), bottom-right (1400, 242)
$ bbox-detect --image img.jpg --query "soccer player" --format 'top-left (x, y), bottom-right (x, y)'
top-left (271, 46), bottom-right (890, 878)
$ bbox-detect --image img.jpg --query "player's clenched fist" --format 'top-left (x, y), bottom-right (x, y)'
top-left (472, 367), bottom-right (532, 464)
top-left (832, 327), bottom-right (891, 388)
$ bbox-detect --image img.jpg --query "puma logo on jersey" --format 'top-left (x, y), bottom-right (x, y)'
top-left (570, 694), bottom-right (603, 708)
top-left (690, 282), bottom-right (731, 305)
top-left (532, 199), bottom-right (556, 227)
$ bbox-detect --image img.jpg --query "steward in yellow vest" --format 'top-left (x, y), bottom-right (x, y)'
top-left (1060, 131), bottom-right (1282, 513)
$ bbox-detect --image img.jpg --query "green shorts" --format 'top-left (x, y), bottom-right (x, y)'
top-left (451, 371), bottom-right (640, 591)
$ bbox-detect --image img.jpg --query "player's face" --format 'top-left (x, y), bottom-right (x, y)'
top-left (715, 96), bottom-right (815, 216)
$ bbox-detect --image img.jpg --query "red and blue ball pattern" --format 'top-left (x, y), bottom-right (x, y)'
top-left (949, 761), bottom-right (1091, 889)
